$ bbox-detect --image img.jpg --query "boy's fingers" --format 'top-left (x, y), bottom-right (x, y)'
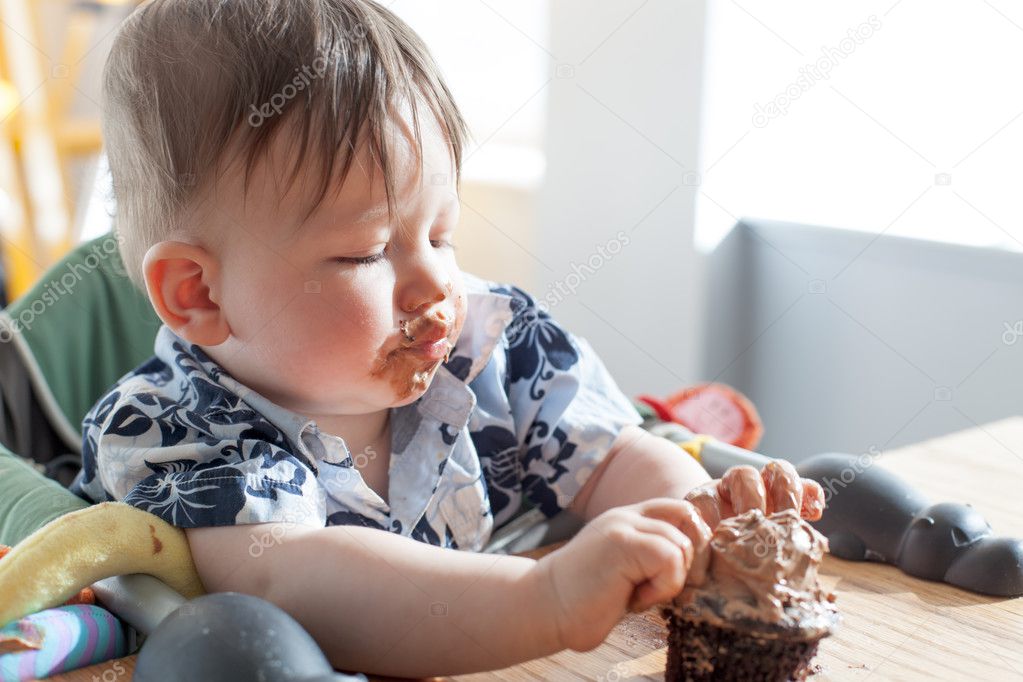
top-left (629, 579), bottom-right (674, 613)
top-left (626, 534), bottom-right (688, 613)
top-left (684, 482), bottom-right (725, 529)
top-left (631, 516), bottom-right (693, 567)
top-left (628, 578), bottom-right (661, 612)
top-left (720, 465), bottom-right (766, 515)
top-left (800, 479), bottom-right (826, 520)
top-left (638, 497), bottom-right (707, 529)
top-left (636, 499), bottom-right (712, 587)
top-left (761, 459), bottom-right (802, 514)
top-left (634, 501), bottom-right (707, 576)
top-left (674, 503), bottom-right (711, 587)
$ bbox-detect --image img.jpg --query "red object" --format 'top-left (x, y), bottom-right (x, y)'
top-left (636, 395), bottom-right (674, 423)
top-left (640, 383), bottom-right (764, 450)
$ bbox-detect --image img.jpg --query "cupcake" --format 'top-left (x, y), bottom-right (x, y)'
top-left (659, 508), bottom-right (839, 681)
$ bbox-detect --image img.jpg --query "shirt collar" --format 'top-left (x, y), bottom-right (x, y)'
top-left (152, 271), bottom-right (514, 455)
top-left (440, 271), bottom-right (514, 385)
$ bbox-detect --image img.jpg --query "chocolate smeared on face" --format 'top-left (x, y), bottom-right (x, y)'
top-left (370, 291), bottom-right (466, 401)
top-left (369, 312), bottom-right (449, 399)
top-left (369, 346), bottom-right (437, 400)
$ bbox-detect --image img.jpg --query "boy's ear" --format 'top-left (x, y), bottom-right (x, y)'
top-left (142, 241), bottom-right (230, 346)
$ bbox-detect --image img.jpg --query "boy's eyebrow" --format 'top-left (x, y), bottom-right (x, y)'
top-left (350, 193), bottom-right (458, 226)
top-left (351, 203), bottom-right (389, 226)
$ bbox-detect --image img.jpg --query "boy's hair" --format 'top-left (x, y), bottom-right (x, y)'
top-left (103, 0), bottom-right (470, 287)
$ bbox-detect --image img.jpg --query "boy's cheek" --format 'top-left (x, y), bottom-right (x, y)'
top-left (449, 280), bottom-right (469, 341)
top-left (293, 301), bottom-right (386, 354)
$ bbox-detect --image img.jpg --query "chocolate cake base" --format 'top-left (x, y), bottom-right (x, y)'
top-left (664, 611), bottom-right (822, 682)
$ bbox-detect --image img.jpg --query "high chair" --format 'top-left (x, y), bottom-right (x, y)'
top-left (0, 234), bottom-right (602, 678)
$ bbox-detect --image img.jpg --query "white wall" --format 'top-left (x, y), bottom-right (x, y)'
top-left (705, 219), bottom-right (1023, 462)
top-left (696, 1), bottom-right (1023, 256)
top-left (388, 0), bottom-right (550, 293)
top-left (535, 0), bottom-right (709, 398)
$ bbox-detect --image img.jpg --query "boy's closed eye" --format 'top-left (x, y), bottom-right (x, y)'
top-left (333, 250), bottom-right (386, 266)
top-left (333, 238), bottom-right (456, 266)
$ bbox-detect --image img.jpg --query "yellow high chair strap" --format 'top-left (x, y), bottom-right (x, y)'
top-left (679, 434), bottom-right (714, 463)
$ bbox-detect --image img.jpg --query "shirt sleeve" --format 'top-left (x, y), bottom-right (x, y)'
top-left (499, 285), bottom-right (643, 519)
top-left (70, 389), bottom-right (327, 530)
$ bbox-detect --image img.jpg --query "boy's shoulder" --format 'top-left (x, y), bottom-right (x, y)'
top-left (80, 348), bottom-right (191, 437)
top-left (73, 325), bottom-right (307, 502)
top-left (84, 327), bottom-right (246, 410)
top-left (80, 326), bottom-right (292, 457)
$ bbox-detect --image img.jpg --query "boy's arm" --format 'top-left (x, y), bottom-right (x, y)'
top-left (185, 522), bottom-right (563, 677)
top-left (568, 424), bottom-right (712, 522)
top-left (569, 425), bottom-right (826, 525)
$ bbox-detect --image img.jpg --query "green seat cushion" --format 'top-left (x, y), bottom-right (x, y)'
top-left (0, 446), bottom-right (89, 546)
top-left (1, 235), bottom-right (161, 451)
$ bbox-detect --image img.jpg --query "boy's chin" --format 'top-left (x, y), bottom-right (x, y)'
top-left (387, 363), bottom-right (444, 406)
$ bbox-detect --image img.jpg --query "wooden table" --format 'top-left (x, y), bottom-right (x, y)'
top-left (46, 418), bottom-right (1023, 681)
top-left (452, 417), bottom-right (1023, 681)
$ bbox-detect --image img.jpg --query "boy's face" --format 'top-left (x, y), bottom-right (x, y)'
top-left (202, 108), bottom-right (467, 419)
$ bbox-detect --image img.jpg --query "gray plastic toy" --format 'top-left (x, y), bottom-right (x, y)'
top-left (133, 592), bottom-right (362, 681)
top-left (799, 453), bottom-right (1023, 597)
top-left (673, 428), bottom-right (1023, 597)
top-left (92, 575), bottom-right (366, 681)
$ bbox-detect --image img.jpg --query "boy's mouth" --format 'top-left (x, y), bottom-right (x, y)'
top-left (399, 313), bottom-right (454, 362)
top-left (369, 302), bottom-right (462, 400)
top-left (404, 338), bottom-right (452, 362)
top-left (369, 317), bottom-right (453, 400)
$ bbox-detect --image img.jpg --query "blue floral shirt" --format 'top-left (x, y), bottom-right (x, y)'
top-left (68, 272), bottom-right (642, 551)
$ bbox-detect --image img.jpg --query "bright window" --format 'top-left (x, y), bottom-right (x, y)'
top-left (389, 0), bottom-right (550, 187)
top-left (696, 1), bottom-right (1023, 252)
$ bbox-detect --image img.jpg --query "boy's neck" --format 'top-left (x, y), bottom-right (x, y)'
top-left (311, 407), bottom-right (391, 458)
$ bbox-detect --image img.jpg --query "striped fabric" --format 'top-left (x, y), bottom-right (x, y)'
top-left (0, 605), bottom-right (127, 681)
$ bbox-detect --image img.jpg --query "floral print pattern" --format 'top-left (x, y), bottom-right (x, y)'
top-left (69, 272), bottom-right (642, 551)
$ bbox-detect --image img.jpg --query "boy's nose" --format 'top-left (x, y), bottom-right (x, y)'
top-left (400, 287), bottom-right (447, 316)
top-left (399, 271), bottom-right (453, 317)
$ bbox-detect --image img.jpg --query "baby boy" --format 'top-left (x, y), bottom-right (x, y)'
top-left (70, 0), bottom-right (825, 676)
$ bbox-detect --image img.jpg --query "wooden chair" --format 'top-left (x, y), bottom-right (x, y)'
top-left (0, 0), bottom-right (137, 300)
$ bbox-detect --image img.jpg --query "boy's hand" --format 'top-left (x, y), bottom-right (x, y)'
top-left (685, 460), bottom-right (825, 529)
top-left (532, 460), bottom-right (825, 653)
top-left (534, 497), bottom-right (712, 652)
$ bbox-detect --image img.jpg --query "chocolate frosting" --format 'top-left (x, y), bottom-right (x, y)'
top-left (664, 508), bottom-right (839, 639)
